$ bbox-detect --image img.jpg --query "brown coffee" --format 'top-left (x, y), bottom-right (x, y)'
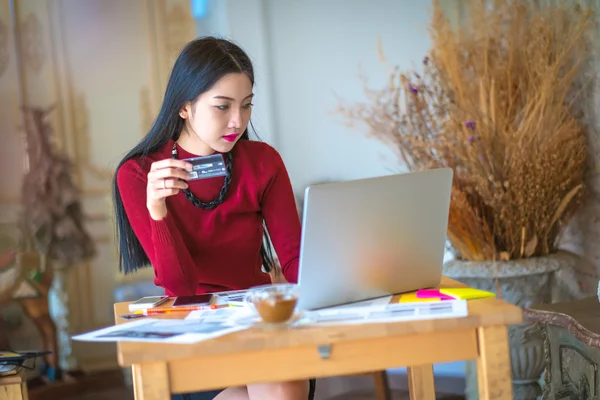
top-left (253, 293), bottom-right (298, 323)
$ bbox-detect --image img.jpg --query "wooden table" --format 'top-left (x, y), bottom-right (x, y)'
top-left (525, 296), bottom-right (600, 399)
top-left (114, 276), bottom-right (522, 400)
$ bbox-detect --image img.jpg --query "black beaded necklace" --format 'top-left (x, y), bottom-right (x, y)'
top-left (171, 142), bottom-right (233, 210)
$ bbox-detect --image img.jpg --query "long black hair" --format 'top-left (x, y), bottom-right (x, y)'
top-left (113, 36), bottom-right (277, 275)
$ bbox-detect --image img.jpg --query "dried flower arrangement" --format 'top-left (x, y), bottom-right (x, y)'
top-left (19, 106), bottom-right (95, 266)
top-left (337, 0), bottom-right (596, 262)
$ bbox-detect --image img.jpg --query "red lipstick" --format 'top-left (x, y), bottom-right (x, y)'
top-left (223, 134), bottom-right (239, 142)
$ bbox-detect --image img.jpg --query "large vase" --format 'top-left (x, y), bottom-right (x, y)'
top-left (443, 250), bottom-right (596, 400)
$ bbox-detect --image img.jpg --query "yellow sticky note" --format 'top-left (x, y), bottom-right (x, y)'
top-left (439, 288), bottom-right (496, 300)
top-left (398, 292), bottom-right (441, 303)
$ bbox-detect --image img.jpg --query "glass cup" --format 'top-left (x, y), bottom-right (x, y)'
top-left (244, 283), bottom-right (299, 326)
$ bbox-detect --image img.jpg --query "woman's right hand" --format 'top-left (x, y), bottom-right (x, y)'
top-left (146, 159), bottom-right (193, 220)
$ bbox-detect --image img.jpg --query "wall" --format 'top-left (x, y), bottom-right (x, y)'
top-left (214, 0), bottom-right (421, 192)
top-left (264, 0), bottom-right (429, 189)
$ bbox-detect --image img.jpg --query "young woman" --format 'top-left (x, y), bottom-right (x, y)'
top-left (113, 37), bottom-right (314, 400)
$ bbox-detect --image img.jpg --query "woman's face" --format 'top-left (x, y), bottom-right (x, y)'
top-left (179, 72), bottom-right (254, 155)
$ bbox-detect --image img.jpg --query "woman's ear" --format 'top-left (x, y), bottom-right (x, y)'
top-left (179, 102), bottom-right (191, 119)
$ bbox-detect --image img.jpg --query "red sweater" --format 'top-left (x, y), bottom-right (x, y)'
top-left (117, 139), bottom-right (301, 296)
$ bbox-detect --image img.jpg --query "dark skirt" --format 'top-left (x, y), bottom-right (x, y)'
top-left (171, 378), bottom-right (316, 400)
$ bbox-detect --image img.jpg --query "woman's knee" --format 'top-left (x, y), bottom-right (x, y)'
top-left (213, 386), bottom-right (248, 400)
top-left (247, 380), bottom-right (309, 400)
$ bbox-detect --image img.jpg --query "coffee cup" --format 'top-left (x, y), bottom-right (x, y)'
top-left (244, 283), bottom-right (299, 324)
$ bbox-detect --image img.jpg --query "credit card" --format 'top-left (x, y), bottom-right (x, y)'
top-left (181, 154), bottom-right (227, 181)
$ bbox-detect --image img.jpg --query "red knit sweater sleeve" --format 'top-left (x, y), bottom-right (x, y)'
top-left (261, 146), bottom-right (302, 283)
top-left (117, 159), bottom-right (198, 296)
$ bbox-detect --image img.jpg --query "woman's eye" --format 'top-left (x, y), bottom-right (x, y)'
top-left (243, 103), bottom-right (254, 110)
top-left (216, 105), bottom-right (229, 111)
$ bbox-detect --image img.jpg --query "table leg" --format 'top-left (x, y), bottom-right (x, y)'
top-left (0, 370), bottom-right (28, 400)
top-left (0, 383), bottom-right (27, 400)
top-left (131, 362), bottom-right (171, 400)
top-left (131, 365), bottom-right (140, 398)
top-left (407, 364), bottom-right (435, 400)
top-left (476, 325), bottom-right (513, 400)
top-left (371, 370), bottom-right (391, 400)
top-left (21, 377), bottom-right (28, 400)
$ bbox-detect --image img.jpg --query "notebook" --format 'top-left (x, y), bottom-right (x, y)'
top-left (398, 292), bottom-right (441, 303)
top-left (416, 289), bottom-right (454, 300)
top-left (439, 288), bottom-right (496, 300)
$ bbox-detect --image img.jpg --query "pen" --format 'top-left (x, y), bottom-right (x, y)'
top-left (134, 303), bottom-right (229, 316)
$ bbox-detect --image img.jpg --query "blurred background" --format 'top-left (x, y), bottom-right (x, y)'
top-left (2, 0), bottom-right (598, 399)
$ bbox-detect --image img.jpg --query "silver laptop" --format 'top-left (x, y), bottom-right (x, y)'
top-left (296, 167), bottom-right (453, 310)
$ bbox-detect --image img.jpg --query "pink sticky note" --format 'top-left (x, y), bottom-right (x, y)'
top-left (416, 289), bottom-right (454, 300)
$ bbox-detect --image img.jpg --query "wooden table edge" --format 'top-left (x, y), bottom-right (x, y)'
top-left (112, 276), bottom-right (524, 367)
top-left (134, 328), bottom-right (480, 394)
